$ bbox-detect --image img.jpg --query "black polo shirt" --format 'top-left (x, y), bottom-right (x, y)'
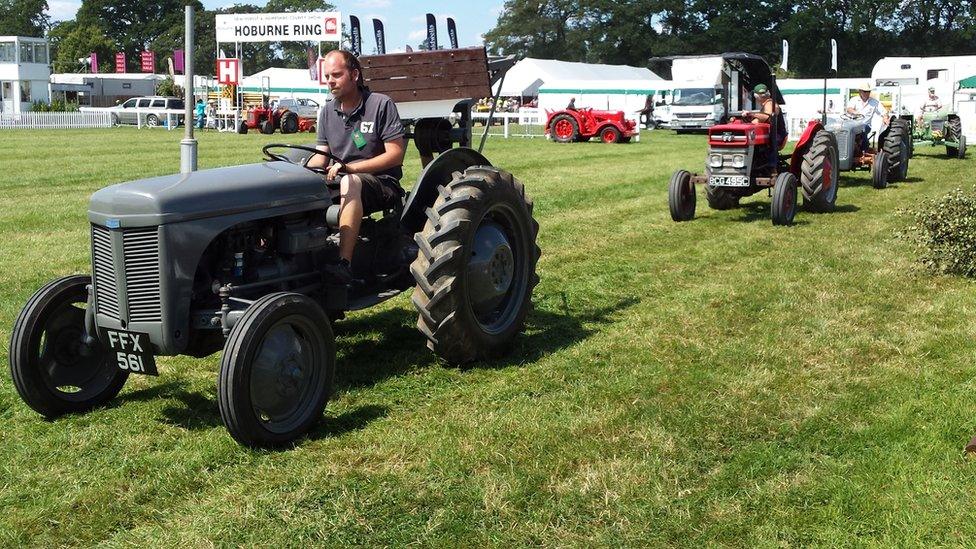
top-left (316, 89), bottom-right (405, 181)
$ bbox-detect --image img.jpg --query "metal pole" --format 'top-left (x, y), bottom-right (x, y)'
top-left (180, 5), bottom-right (198, 173)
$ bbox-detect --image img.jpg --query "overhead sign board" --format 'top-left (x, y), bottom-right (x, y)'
top-left (217, 58), bottom-right (240, 85)
top-left (216, 12), bottom-right (341, 43)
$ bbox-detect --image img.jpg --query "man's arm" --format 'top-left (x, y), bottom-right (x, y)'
top-left (306, 144), bottom-right (331, 169)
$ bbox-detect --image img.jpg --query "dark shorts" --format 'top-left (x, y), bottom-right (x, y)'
top-left (357, 174), bottom-right (404, 214)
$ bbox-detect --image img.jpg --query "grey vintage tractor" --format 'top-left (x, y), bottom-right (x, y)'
top-left (822, 114), bottom-right (911, 189)
top-left (8, 48), bottom-right (540, 448)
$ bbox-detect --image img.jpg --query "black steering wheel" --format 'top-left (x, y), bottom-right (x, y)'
top-left (262, 143), bottom-right (347, 176)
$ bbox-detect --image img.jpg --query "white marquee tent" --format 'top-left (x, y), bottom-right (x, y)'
top-left (494, 57), bottom-right (662, 98)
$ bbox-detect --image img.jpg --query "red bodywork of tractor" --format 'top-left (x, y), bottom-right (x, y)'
top-left (545, 108), bottom-right (636, 144)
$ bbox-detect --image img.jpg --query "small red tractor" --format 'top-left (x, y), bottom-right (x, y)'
top-left (545, 108), bottom-right (636, 143)
top-left (668, 53), bottom-right (840, 226)
top-left (238, 98), bottom-right (319, 135)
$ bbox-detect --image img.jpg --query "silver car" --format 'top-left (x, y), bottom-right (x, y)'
top-left (110, 96), bottom-right (185, 127)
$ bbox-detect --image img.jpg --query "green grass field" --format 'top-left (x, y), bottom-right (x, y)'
top-left (2, 127), bottom-right (976, 546)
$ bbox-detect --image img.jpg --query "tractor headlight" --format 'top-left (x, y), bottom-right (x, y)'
top-left (709, 154), bottom-right (723, 167)
top-left (732, 155), bottom-right (746, 168)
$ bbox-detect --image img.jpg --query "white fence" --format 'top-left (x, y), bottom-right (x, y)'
top-left (0, 111), bottom-right (114, 129)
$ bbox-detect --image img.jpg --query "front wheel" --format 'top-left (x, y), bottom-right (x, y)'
top-left (948, 134), bottom-right (966, 159)
top-left (771, 172), bottom-right (798, 226)
top-left (9, 275), bottom-right (129, 417)
top-left (600, 126), bottom-right (621, 143)
top-left (260, 119), bottom-right (275, 134)
top-left (668, 170), bottom-right (696, 221)
top-left (237, 121), bottom-right (248, 134)
top-left (218, 293), bottom-right (335, 448)
top-left (411, 166), bottom-right (541, 364)
top-left (871, 150), bottom-right (889, 189)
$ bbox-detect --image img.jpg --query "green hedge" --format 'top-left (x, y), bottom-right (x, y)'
top-left (901, 186), bottom-right (976, 276)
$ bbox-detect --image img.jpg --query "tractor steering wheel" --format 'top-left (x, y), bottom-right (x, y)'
top-left (262, 143), bottom-right (348, 176)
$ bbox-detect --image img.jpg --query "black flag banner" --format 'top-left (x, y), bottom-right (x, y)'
top-left (426, 13), bottom-right (438, 50)
top-left (350, 15), bottom-right (362, 56)
top-left (447, 17), bottom-right (458, 49)
top-left (373, 18), bottom-right (386, 54)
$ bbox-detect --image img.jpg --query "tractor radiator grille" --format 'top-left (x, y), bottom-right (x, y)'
top-left (835, 131), bottom-right (850, 163)
top-left (122, 227), bottom-right (162, 322)
top-left (91, 224), bottom-right (120, 320)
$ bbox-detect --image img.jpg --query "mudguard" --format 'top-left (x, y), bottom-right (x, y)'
top-left (789, 120), bottom-right (825, 176)
top-left (401, 147), bottom-right (492, 234)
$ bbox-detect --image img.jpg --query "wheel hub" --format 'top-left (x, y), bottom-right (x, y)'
top-left (467, 221), bottom-right (515, 315)
top-left (251, 324), bottom-right (311, 422)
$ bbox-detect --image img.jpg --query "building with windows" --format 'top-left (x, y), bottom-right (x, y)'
top-left (0, 36), bottom-right (51, 114)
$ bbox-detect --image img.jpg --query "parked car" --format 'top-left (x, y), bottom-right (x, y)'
top-left (109, 96), bottom-right (185, 127)
top-left (275, 98), bottom-right (320, 120)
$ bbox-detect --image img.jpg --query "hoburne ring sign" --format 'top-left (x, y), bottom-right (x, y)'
top-left (216, 12), bottom-right (341, 43)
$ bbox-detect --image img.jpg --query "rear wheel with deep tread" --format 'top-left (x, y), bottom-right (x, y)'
top-left (883, 120), bottom-right (910, 181)
top-left (549, 114), bottom-right (579, 143)
top-left (218, 292), bottom-right (334, 448)
top-left (771, 172), bottom-right (798, 226)
top-left (946, 117), bottom-right (963, 157)
top-left (411, 166), bottom-right (540, 365)
top-left (871, 150), bottom-right (889, 189)
top-left (668, 170), bottom-right (696, 221)
top-left (280, 112), bottom-right (298, 134)
top-left (705, 185), bottom-right (740, 210)
top-left (801, 129), bottom-right (839, 212)
top-left (9, 275), bottom-right (128, 417)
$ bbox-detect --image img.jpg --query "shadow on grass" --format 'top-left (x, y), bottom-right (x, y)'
top-left (333, 295), bottom-right (640, 389)
top-left (104, 296), bottom-right (636, 438)
top-left (734, 202), bottom-right (811, 225)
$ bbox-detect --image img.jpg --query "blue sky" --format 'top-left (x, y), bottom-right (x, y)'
top-left (47, 0), bottom-right (505, 53)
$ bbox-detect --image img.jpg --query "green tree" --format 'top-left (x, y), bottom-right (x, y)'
top-left (0, 0), bottom-right (49, 37)
top-left (49, 21), bottom-right (116, 73)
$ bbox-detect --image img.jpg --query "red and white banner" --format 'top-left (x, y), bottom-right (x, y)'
top-left (115, 52), bottom-right (126, 73)
top-left (140, 51), bottom-right (155, 73)
top-left (217, 58), bottom-right (240, 85)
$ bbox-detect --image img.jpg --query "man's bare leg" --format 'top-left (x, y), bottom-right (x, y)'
top-left (338, 174), bottom-right (363, 262)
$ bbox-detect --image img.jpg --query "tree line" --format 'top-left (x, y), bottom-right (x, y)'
top-left (0, 0), bottom-right (335, 75)
top-left (484, 0), bottom-right (976, 78)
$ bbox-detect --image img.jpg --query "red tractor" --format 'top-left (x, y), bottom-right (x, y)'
top-left (238, 104), bottom-right (316, 135)
top-left (667, 53), bottom-right (840, 226)
top-left (545, 108), bottom-right (636, 144)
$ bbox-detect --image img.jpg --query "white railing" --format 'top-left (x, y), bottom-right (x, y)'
top-left (472, 108), bottom-right (642, 141)
top-left (0, 111), bottom-right (114, 129)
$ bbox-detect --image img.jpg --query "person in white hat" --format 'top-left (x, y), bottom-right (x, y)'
top-left (846, 82), bottom-right (888, 151)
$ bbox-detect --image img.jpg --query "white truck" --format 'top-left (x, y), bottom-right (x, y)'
top-left (656, 56), bottom-right (727, 132)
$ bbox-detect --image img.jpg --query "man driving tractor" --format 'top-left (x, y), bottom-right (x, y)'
top-left (741, 83), bottom-right (778, 124)
top-left (306, 50), bottom-right (407, 283)
top-left (917, 86), bottom-right (943, 124)
top-left (846, 82), bottom-right (888, 152)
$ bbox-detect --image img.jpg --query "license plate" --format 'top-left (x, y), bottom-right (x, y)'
top-left (102, 328), bottom-right (158, 376)
top-left (709, 175), bottom-right (749, 187)
top-left (683, 121), bottom-right (701, 126)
